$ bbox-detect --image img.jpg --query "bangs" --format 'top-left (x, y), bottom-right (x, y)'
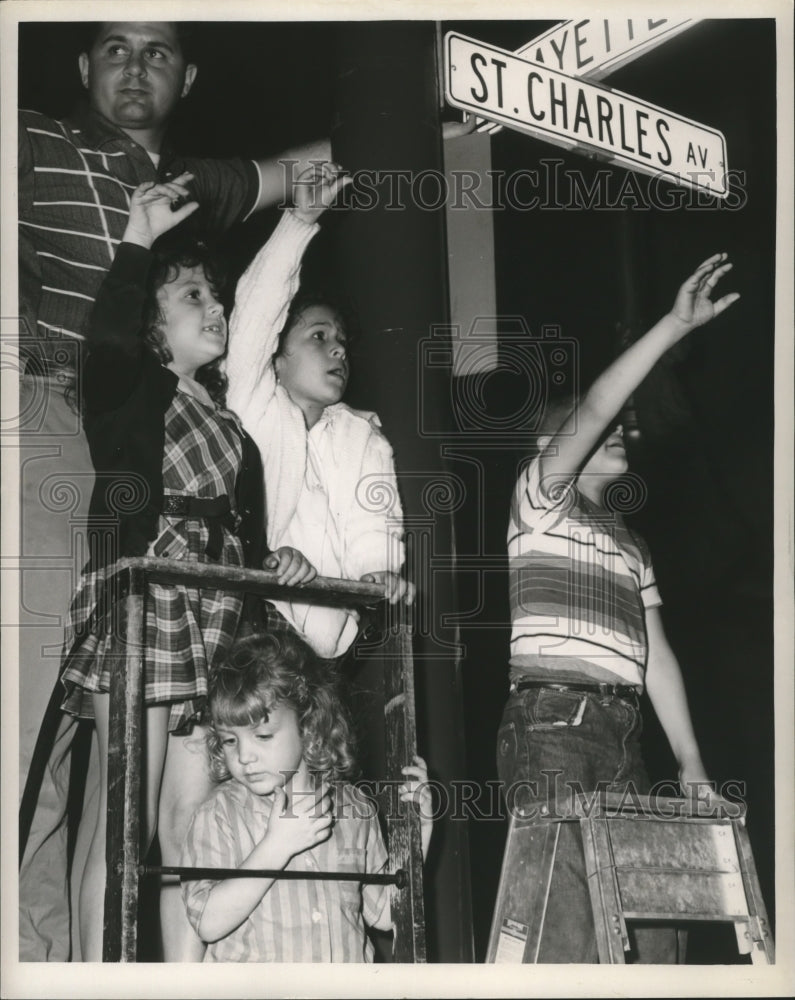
top-left (149, 235), bottom-right (227, 300)
top-left (209, 677), bottom-right (277, 731)
top-left (208, 638), bottom-right (292, 731)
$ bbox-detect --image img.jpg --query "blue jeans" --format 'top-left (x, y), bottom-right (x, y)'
top-left (496, 684), bottom-right (680, 963)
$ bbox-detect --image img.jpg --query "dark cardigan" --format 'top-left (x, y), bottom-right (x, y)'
top-left (82, 242), bottom-right (266, 569)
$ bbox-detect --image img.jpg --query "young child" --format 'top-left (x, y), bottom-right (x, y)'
top-left (181, 630), bottom-right (432, 962)
top-left (225, 163), bottom-right (413, 661)
top-left (59, 175), bottom-right (308, 961)
top-left (500, 254), bottom-right (739, 963)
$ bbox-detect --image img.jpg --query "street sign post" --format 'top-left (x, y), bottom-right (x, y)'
top-left (478, 17), bottom-right (699, 134)
top-left (445, 31), bottom-right (728, 198)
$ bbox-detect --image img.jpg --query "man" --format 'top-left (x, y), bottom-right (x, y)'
top-left (18, 21), bottom-right (329, 961)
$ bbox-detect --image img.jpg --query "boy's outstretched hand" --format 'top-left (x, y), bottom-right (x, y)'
top-left (123, 173), bottom-right (199, 249)
top-left (669, 252), bottom-right (740, 334)
top-left (293, 162), bottom-right (352, 225)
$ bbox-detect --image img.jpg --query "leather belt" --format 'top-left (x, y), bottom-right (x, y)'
top-left (514, 679), bottom-right (639, 700)
top-left (162, 494), bottom-right (236, 560)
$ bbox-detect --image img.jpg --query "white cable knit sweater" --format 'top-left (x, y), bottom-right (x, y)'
top-left (225, 211), bottom-right (404, 657)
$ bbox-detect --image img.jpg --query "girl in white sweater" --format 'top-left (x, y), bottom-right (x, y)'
top-left (226, 164), bottom-right (412, 660)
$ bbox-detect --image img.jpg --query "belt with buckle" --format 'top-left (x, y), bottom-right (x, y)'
top-left (162, 494), bottom-right (236, 560)
top-left (514, 679), bottom-right (639, 700)
top-left (162, 494), bottom-right (231, 518)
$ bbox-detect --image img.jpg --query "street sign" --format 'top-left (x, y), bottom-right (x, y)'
top-left (478, 18), bottom-right (699, 134)
top-left (445, 31), bottom-right (728, 198)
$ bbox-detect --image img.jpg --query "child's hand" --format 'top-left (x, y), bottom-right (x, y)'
top-left (399, 756), bottom-right (431, 814)
top-left (400, 755), bottom-right (433, 860)
top-left (360, 570), bottom-right (415, 606)
top-left (263, 782), bottom-right (333, 865)
top-left (292, 162), bottom-right (351, 225)
top-left (264, 547), bottom-right (317, 586)
top-left (679, 760), bottom-right (724, 817)
top-left (669, 253), bottom-right (740, 335)
top-left (123, 174), bottom-right (199, 249)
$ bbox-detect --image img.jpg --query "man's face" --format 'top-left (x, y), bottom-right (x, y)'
top-left (79, 22), bottom-right (197, 139)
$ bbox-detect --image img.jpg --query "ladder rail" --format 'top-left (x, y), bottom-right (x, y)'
top-left (731, 817), bottom-right (775, 962)
top-left (382, 613), bottom-right (427, 962)
top-left (103, 567), bottom-right (146, 962)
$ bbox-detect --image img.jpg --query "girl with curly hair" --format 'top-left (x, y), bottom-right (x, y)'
top-left (181, 630), bottom-right (432, 962)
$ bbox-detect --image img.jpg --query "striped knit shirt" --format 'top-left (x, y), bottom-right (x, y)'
top-left (18, 105), bottom-right (260, 370)
top-left (508, 455), bottom-right (661, 688)
top-left (182, 780), bottom-right (390, 962)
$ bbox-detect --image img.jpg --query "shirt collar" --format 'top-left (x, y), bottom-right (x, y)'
top-left (65, 100), bottom-right (177, 162)
top-left (317, 402), bottom-right (346, 427)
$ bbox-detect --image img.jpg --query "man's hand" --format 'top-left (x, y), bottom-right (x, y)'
top-left (264, 547), bottom-right (318, 587)
top-left (292, 162), bottom-right (351, 225)
top-left (669, 253), bottom-right (740, 335)
top-left (442, 117), bottom-right (478, 140)
top-left (360, 570), bottom-right (415, 605)
top-left (123, 173), bottom-right (199, 249)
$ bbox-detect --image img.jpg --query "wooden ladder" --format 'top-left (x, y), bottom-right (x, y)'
top-left (487, 791), bottom-right (774, 964)
top-left (101, 556), bottom-right (425, 962)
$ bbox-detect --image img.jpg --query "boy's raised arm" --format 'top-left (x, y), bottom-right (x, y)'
top-left (225, 163), bottom-right (349, 428)
top-left (540, 254), bottom-right (739, 491)
top-left (225, 211), bottom-right (318, 422)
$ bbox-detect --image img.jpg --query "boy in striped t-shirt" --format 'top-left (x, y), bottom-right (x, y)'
top-left (500, 254), bottom-right (739, 963)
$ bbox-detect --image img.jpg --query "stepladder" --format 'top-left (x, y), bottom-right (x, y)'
top-left (96, 556), bottom-right (426, 962)
top-left (487, 791), bottom-right (774, 964)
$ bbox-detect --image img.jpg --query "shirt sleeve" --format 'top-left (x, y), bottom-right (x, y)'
top-left (82, 242), bottom-right (151, 411)
top-left (343, 422), bottom-right (405, 582)
top-left (635, 530), bottom-right (663, 609)
top-left (509, 455), bottom-right (578, 546)
top-left (523, 454), bottom-right (577, 512)
top-left (181, 794), bottom-right (237, 939)
top-left (181, 155), bottom-right (262, 231)
top-left (225, 210), bottom-right (319, 441)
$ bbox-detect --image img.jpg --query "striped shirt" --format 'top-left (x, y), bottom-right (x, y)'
top-left (182, 780), bottom-right (390, 962)
top-left (18, 105), bottom-right (260, 370)
top-left (508, 456), bottom-right (661, 688)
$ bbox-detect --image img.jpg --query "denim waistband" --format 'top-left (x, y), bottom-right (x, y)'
top-left (512, 679), bottom-right (640, 702)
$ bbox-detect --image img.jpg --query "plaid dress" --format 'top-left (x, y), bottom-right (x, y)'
top-left (61, 390), bottom-right (246, 733)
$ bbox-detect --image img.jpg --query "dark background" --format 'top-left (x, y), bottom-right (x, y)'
top-left (18, 17), bottom-right (779, 963)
